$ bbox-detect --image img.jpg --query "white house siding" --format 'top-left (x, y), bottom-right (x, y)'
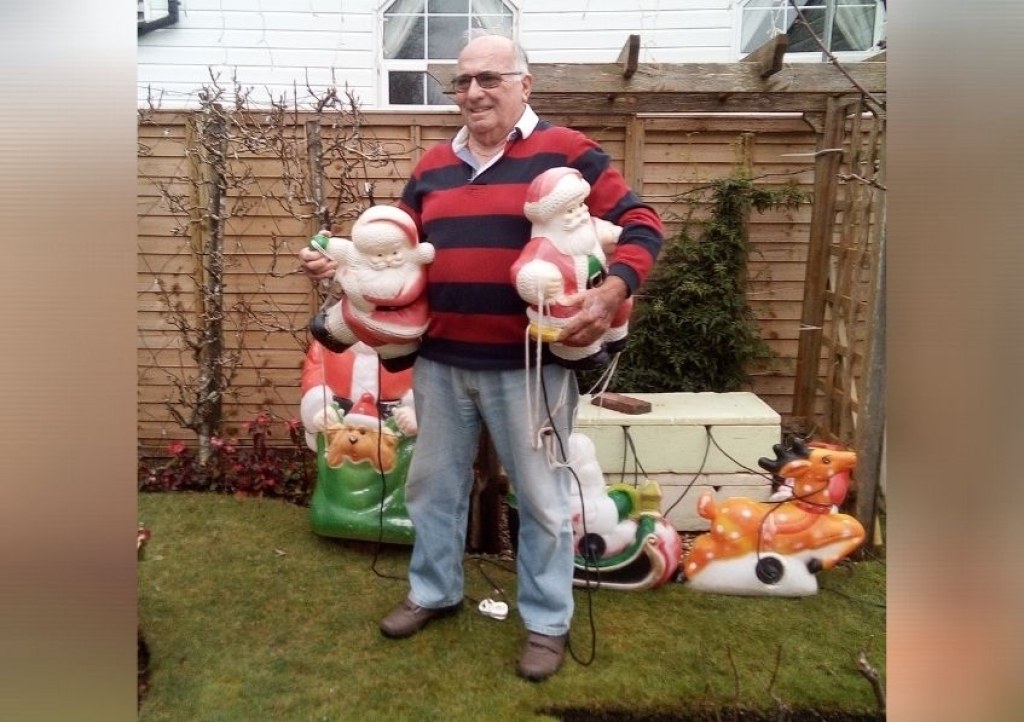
top-left (138, 0), bottom-right (740, 109)
top-left (520, 0), bottom-right (734, 63)
top-left (138, 0), bottom-right (377, 108)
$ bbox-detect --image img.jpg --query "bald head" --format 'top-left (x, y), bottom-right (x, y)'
top-left (454, 34), bottom-right (533, 147)
top-left (460, 34), bottom-right (529, 74)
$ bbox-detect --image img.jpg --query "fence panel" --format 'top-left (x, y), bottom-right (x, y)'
top-left (138, 109), bottom-right (830, 450)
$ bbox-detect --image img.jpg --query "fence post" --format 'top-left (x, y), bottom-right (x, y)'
top-left (855, 135), bottom-right (887, 547)
top-left (624, 115), bottom-right (645, 192)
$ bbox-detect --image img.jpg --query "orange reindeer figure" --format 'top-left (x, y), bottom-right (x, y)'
top-left (682, 438), bottom-right (866, 596)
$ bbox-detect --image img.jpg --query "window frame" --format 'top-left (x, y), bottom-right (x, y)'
top-left (377, 0), bottom-right (520, 110)
top-left (138, 0), bottom-right (171, 24)
top-left (734, 0), bottom-right (886, 63)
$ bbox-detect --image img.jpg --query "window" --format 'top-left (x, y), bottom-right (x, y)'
top-left (382, 0), bottom-right (516, 107)
top-left (740, 0), bottom-right (885, 56)
top-left (139, 0), bottom-right (167, 23)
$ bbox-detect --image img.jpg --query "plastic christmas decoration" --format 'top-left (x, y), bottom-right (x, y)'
top-left (567, 433), bottom-right (681, 590)
top-left (300, 340), bottom-right (417, 544)
top-left (681, 438), bottom-right (866, 596)
top-left (511, 167), bottom-right (631, 369)
top-left (309, 205), bottom-right (435, 373)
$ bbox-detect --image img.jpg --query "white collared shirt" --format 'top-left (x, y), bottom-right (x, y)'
top-left (453, 105), bottom-right (539, 178)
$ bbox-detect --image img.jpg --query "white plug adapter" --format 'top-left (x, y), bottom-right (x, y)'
top-left (477, 598), bottom-right (508, 620)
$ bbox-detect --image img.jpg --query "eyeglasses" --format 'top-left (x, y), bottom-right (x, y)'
top-left (451, 71), bottom-right (523, 93)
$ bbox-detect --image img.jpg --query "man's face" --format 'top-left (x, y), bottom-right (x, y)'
top-left (454, 37), bottom-right (532, 143)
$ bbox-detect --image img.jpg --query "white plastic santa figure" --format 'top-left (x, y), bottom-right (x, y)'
top-left (510, 167), bottom-right (632, 369)
top-left (309, 205), bottom-right (435, 372)
top-left (567, 432), bottom-right (638, 560)
top-left (299, 340), bottom-right (417, 453)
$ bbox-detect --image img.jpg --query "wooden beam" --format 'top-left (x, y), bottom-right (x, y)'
top-left (854, 129), bottom-right (887, 547)
top-left (801, 112), bottom-right (826, 134)
top-left (430, 60), bottom-right (886, 114)
top-left (855, 226), bottom-right (886, 547)
top-left (741, 34), bottom-right (789, 78)
top-left (591, 392), bottom-right (651, 414)
top-left (623, 115), bottom-right (644, 191)
top-left (527, 91), bottom-right (873, 115)
top-left (617, 34), bottom-right (640, 79)
top-left (431, 61), bottom-right (884, 95)
top-left (523, 61), bottom-right (883, 94)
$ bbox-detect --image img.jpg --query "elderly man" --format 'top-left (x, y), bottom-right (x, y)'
top-left (300, 33), bottom-right (663, 682)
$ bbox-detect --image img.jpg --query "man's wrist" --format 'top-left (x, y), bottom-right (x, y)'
top-left (606, 267), bottom-right (638, 298)
top-left (601, 274), bottom-right (630, 303)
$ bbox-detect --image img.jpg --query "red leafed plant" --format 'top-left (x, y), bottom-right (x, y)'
top-left (138, 413), bottom-right (316, 505)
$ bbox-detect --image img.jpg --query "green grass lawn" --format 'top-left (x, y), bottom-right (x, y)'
top-left (138, 492), bottom-right (885, 721)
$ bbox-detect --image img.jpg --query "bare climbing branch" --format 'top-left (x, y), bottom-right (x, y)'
top-left (787, 0), bottom-right (886, 111)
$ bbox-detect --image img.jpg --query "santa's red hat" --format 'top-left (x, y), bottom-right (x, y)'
top-left (351, 205), bottom-right (420, 252)
top-left (523, 167), bottom-right (590, 223)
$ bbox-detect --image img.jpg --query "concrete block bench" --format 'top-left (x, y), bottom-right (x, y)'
top-left (574, 392), bottom-right (781, 531)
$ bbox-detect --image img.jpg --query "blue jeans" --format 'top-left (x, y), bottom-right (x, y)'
top-left (404, 357), bottom-right (578, 636)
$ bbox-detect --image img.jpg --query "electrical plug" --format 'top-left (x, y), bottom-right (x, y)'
top-left (477, 598), bottom-right (508, 621)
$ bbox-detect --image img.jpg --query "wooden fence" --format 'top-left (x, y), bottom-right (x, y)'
top-left (138, 108), bottom-right (847, 452)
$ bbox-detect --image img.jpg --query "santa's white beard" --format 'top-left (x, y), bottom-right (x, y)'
top-left (546, 221), bottom-right (598, 256)
top-left (349, 262), bottom-right (416, 300)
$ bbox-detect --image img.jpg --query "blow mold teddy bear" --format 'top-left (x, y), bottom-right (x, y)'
top-left (322, 392), bottom-right (404, 472)
top-left (300, 340), bottom-right (418, 545)
top-left (299, 340), bottom-right (417, 453)
top-left (309, 205), bottom-right (434, 373)
top-left (511, 167), bottom-right (632, 369)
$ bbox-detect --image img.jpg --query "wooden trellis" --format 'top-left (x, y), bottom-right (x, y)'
top-left (790, 97), bottom-right (886, 442)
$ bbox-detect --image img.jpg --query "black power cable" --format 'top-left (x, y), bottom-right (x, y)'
top-left (539, 361), bottom-right (603, 668)
top-left (368, 357), bottom-right (407, 582)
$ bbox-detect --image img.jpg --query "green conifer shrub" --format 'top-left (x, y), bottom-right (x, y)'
top-left (591, 175), bottom-right (806, 393)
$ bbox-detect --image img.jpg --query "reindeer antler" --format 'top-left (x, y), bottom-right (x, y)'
top-left (791, 437), bottom-right (812, 459)
top-left (757, 439), bottom-right (809, 478)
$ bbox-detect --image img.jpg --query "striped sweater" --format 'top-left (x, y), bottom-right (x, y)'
top-left (398, 119), bottom-right (664, 371)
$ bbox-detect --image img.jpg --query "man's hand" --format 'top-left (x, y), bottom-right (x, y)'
top-left (556, 276), bottom-right (629, 348)
top-left (299, 244), bottom-right (338, 281)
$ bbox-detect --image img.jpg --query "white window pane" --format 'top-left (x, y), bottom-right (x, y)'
top-left (429, 0), bottom-right (468, 12)
top-left (472, 0), bottom-right (510, 14)
top-left (383, 0), bottom-right (516, 105)
top-left (740, 0), bottom-right (880, 54)
top-left (832, 6), bottom-right (877, 51)
top-left (786, 7), bottom-right (827, 52)
top-left (741, 7), bottom-right (792, 53)
top-left (426, 74), bottom-right (457, 106)
top-left (389, 0), bottom-right (424, 13)
top-left (384, 15), bottom-right (425, 59)
top-left (472, 14), bottom-right (512, 37)
top-left (389, 71), bottom-right (424, 104)
top-left (428, 16), bottom-right (468, 59)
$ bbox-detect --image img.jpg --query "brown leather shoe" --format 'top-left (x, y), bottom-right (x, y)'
top-left (379, 597), bottom-right (463, 639)
top-left (517, 632), bottom-right (568, 682)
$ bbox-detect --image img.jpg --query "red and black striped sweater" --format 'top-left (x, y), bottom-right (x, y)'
top-left (398, 119), bottom-right (664, 371)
